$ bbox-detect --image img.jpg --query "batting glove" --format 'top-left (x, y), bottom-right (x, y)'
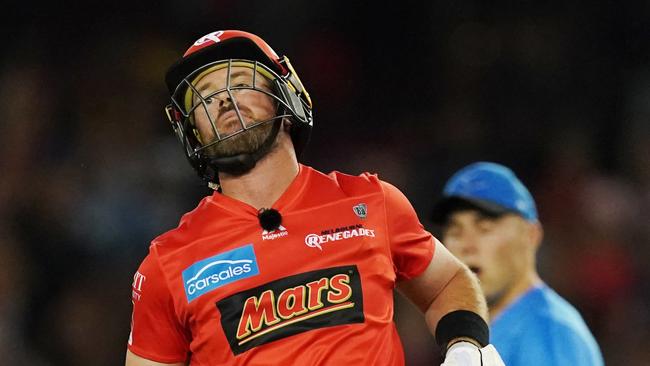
top-left (440, 341), bottom-right (505, 366)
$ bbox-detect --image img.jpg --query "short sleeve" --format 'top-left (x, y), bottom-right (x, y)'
top-left (128, 251), bottom-right (190, 363)
top-left (381, 181), bottom-right (435, 281)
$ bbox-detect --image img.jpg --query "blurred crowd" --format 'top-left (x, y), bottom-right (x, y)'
top-left (1, 1), bottom-right (648, 365)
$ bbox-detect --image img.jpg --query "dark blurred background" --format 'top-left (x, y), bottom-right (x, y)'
top-left (1, 1), bottom-right (648, 365)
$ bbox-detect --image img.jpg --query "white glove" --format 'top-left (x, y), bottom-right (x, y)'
top-left (440, 341), bottom-right (506, 366)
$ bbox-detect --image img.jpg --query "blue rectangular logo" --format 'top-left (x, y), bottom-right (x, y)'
top-left (182, 244), bottom-right (259, 302)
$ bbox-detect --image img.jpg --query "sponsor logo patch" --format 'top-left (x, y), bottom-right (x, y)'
top-left (193, 30), bottom-right (224, 46)
top-left (304, 224), bottom-right (375, 250)
top-left (217, 265), bottom-right (364, 355)
top-left (262, 225), bottom-right (289, 241)
top-left (129, 271), bottom-right (147, 346)
top-left (182, 244), bottom-right (259, 302)
top-left (131, 271), bottom-right (146, 302)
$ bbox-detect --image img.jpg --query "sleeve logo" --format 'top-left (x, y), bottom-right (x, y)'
top-left (131, 271), bottom-right (146, 302)
top-left (217, 265), bottom-right (364, 355)
top-left (182, 244), bottom-right (259, 302)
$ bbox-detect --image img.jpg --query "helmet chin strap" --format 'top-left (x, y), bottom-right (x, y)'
top-left (203, 117), bottom-right (283, 182)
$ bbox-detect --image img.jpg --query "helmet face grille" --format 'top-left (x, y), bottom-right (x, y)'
top-left (165, 58), bottom-right (312, 182)
top-left (170, 60), bottom-right (299, 151)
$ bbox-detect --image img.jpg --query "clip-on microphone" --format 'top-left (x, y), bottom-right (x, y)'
top-left (258, 208), bottom-right (282, 231)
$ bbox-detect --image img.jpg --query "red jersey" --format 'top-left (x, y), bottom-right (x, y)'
top-left (128, 165), bottom-right (435, 365)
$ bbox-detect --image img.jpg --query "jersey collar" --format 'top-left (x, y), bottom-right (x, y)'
top-left (208, 164), bottom-right (312, 217)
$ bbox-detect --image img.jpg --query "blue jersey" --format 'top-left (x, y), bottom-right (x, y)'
top-left (491, 284), bottom-right (604, 366)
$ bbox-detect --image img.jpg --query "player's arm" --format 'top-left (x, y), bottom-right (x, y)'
top-left (397, 240), bottom-right (504, 366)
top-left (397, 239), bottom-right (487, 345)
top-left (126, 350), bottom-right (186, 366)
top-left (381, 180), bottom-right (503, 365)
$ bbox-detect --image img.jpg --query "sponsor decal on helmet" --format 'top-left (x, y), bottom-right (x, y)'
top-left (182, 244), bottom-right (260, 302)
top-left (304, 224), bottom-right (375, 250)
top-left (193, 30), bottom-right (225, 46)
top-left (217, 265), bottom-right (364, 355)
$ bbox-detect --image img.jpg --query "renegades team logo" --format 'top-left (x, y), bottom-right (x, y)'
top-left (304, 224), bottom-right (375, 250)
top-left (353, 203), bottom-right (368, 219)
top-left (217, 265), bottom-right (364, 355)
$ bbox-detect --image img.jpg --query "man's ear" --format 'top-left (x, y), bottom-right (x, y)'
top-left (282, 117), bottom-right (293, 132)
top-left (528, 221), bottom-right (544, 250)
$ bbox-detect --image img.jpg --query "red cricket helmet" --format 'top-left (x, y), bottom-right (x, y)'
top-left (164, 30), bottom-right (313, 186)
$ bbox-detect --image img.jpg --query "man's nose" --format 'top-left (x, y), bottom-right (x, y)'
top-left (455, 231), bottom-right (479, 256)
top-left (217, 93), bottom-right (233, 108)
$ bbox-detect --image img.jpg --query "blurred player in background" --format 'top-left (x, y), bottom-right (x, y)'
top-left (432, 162), bottom-right (604, 365)
top-left (125, 30), bottom-right (505, 365)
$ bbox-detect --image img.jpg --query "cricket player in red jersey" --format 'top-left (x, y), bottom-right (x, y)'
top-left (125, 30), bottom-right (505, 366)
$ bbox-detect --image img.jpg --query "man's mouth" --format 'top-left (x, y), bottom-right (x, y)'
top-left (218, 110), bottom-right (250, 136)
top-left (219, 110), bottom-right (243, 124)
top-left (468, 266), bottom-right (481, 276)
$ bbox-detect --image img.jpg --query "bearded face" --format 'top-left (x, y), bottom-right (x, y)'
top-left (189, 65), bottom-right (279, 159)
top-left (202, 120), bottom-right (275, 158)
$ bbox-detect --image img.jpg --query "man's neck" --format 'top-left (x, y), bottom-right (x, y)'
top-left (489, 270), bottom-right (542, 319)
top-left (219, 136), bottom-right (299, 210)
